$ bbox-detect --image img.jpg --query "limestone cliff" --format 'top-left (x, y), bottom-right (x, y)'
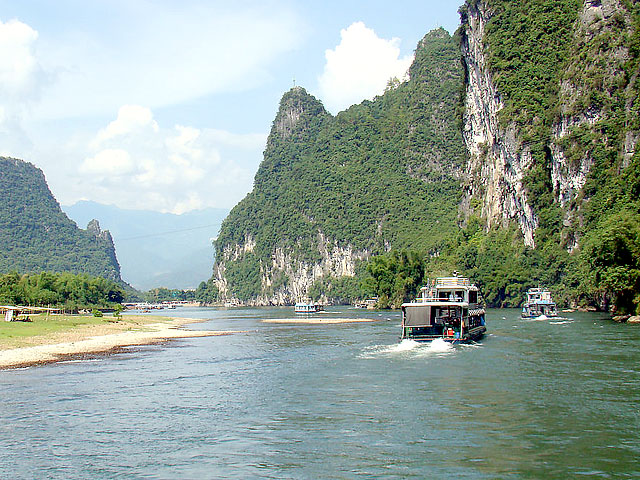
top-left (209, 1), bottom-right (640, 308)
top-left (460, 0), bottom-right (538, 247)
top-left (459, 0), bottom-right (639, 251)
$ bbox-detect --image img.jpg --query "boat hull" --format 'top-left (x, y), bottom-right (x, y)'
top-left (403, 326), bottom-right (487, 344)
top-left (521, 313), bottom-right (558, 319)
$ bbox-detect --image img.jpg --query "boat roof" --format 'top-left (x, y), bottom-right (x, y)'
top-left (402, 301), bottom-right (470, 308)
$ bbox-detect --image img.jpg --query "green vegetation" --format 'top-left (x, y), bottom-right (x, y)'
top-left (309, 275), bottom-right (362, 305)
top-left (0, 271), bottom-right (124, 310)
top-left (0, 314), bottom-right (110, 349)
top-left (0, 313), bottom-right (175, 350)
top-left (214, 29), bottom-right (466, 301)
top-left (0, 157), bottom-right (121, 281)
top-left (142, 287), bottom-right (197, 303)
top-left (195, 278), bottom-right (219, 304)
top-left (350, 224), bottom-right (570, 309)
top-left (207, 3), bottom-right (640, 314)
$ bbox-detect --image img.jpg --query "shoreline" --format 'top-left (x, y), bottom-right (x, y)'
top-left (0, 316), bottom-right (241, 370)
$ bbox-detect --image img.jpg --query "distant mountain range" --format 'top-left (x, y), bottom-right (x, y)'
top-left (63, 201), bottom-right (228, 290)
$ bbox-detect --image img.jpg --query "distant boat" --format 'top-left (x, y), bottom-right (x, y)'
top-left (401, 275), bottom-right (486, 343)
top-left (294, 302), bottom-right (324, 313)
top-left (521, 288), bottom-right (558, 319)
top-left (355, 297), bottom-right (378, 309)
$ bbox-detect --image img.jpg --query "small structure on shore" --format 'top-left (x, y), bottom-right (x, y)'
top-left (1, 305), bottom-right (61, 322)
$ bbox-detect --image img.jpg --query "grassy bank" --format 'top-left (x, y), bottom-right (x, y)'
top-left (0, 314), bottom-right (173, 350)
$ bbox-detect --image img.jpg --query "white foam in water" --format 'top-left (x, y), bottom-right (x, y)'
top-left (393, 339), bottom-right (421, 352)
top-left (428, 338), bottom-right (454, 353)
top-left (362, 338), bottom-right (454, 358)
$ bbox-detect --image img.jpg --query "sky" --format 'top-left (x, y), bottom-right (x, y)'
top-left (0, 0), bottom-right (463, 214)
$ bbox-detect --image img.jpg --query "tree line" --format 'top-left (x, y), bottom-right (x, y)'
top-left (0, 271), bottom-right (125, 310)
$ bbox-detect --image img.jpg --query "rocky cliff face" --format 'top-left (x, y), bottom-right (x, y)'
top-left (214, 233), bottom-right (368, 305)
top-left (550, 0), bottom-right (638, 229)
top-left (460, 1), bottom-right (538, 247)
top-left (460, 0), bottom-right (639, 251)
top-left (86, 219), bottom-right (121, 279)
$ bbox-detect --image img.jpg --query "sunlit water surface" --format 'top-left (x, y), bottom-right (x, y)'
top-left (1, 307), bottom-right (639, 479)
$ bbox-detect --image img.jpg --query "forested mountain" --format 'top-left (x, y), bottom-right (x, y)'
top-left (208, 0), bottom-right (640, 314)
top-left (0, 157), bottom-right (122, 281)
top-left (212, 28), bottom-right (465, 304)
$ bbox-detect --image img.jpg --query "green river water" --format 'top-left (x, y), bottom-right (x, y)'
top-left (0, 306), bottom-right (638, 478)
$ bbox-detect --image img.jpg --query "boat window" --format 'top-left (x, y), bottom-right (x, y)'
top-left (469, 291), bottom-right (478, 303)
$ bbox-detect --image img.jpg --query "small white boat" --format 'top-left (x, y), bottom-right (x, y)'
top-left (294, 302), bottom-right (324, 313)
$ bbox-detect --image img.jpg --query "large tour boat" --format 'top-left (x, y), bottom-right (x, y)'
top-left (401, 275), bottom-right (486, 343)
top-left (521, 288), bottom-right (558, 319)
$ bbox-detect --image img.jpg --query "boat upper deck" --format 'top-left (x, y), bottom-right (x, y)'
top-left (404, 277), bottom-right (481, 307)
top-left (525, 288), bottom-right (555, 304)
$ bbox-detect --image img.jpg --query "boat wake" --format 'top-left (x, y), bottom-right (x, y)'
top-left (524, 315), bottom-right (570, 322)
top-left (361, 338), bottom-right (454, 358)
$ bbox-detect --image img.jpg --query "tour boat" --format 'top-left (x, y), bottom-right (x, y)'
top-left (294, 302), bottom-right (324, 313)
top-left (401, 275), bottom-right (486, 343)
top-left (521, 288), bottom-right (558, 319)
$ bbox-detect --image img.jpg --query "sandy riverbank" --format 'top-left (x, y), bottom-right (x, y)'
top-left (262, 317), bottom-right (378, 324)
top-left (0, 317), bottom-right (241, 369)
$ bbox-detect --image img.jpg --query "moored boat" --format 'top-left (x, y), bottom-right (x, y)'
top-left (401, 275), bottom-right (486, 343)
top-left (521, 288), bottom-right (558, 319)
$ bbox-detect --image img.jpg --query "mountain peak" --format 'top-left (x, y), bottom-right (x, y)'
top-left (270, 87), bottom-right (328, 141)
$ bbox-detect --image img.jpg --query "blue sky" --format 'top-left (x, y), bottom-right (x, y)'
top-left (0, 0), bottom-right (463, 213)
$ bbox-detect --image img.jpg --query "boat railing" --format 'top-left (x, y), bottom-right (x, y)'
top-left (415, 294), bottom-right (465, 303)
top-left (434, 277), bottom-right (470, 287)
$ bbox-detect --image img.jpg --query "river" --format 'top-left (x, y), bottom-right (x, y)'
top-left (0, 307), bottom-right (638, 479)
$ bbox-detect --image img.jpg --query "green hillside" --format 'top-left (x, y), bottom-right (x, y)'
top-left (213, 29), bottom-right (466, 301)
top-left (0, 157), bottom-right (122, 281)
top-left (208, 1), bottom-right (640, 314)
top-left (468, 0), bottom-right (640, 312)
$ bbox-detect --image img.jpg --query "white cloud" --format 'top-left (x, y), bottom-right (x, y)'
top-left (80, 148), bottom-right (134, 176)
top-left (0, 19), bottom-right (43, 97)
top-left (318, 21), bottom-right (413, 113)
top-left (0, 18), bottom-right (48, 157)
top-left (70, 105), bottom-right (266, 214)
top-left (92, 105), bottom-right (158, 147)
